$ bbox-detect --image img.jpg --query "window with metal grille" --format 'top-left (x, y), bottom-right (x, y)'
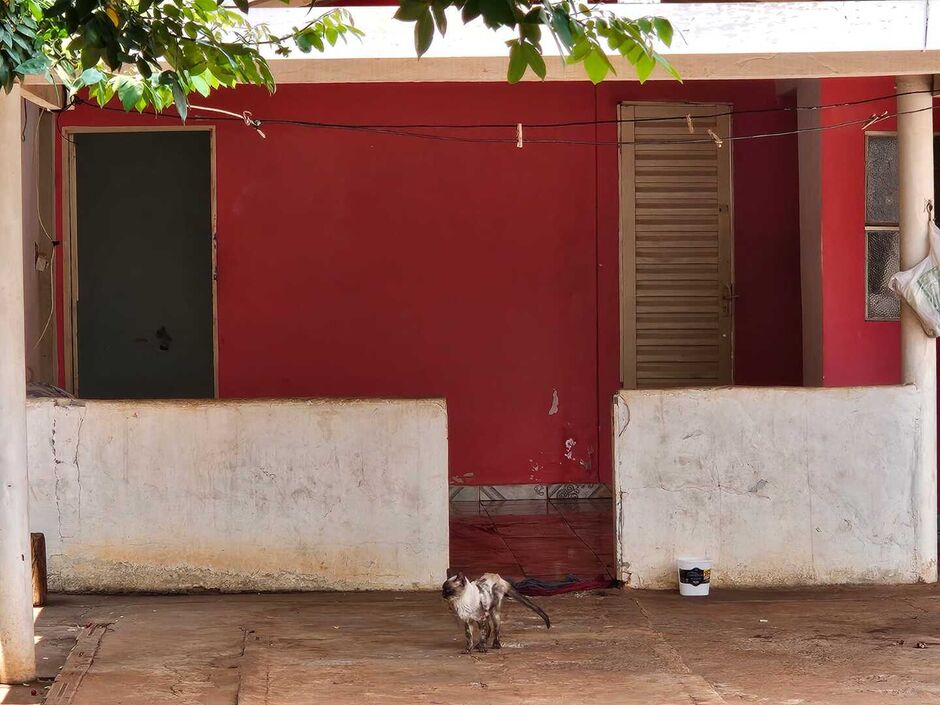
top-left (864, 134), bottom-right (940, 321)
top-left (865, 134), bottom-right (900, 321)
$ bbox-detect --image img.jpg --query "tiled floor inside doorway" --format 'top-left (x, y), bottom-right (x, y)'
top-left (449, 498), bottom-right (615, 581)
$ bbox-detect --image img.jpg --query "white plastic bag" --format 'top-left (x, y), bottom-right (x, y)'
top-left (889, 221), bottom-right (940, 337)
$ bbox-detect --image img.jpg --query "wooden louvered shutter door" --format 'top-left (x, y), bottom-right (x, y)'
top-left (619, 103), bottom-right (733, 389)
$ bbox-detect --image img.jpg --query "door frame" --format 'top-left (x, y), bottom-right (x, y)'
top-left (61, 125), bottom-right (219, 397)
top-left (617, 101), bottom-right (735, 389)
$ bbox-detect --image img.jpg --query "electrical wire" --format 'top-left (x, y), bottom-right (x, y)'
top-left (31, 108), bottom-right (57, 353)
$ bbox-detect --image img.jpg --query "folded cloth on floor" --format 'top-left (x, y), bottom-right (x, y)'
top-left (509, 574), bottom-right (621, 596)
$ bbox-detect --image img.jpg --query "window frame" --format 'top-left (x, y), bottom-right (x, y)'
top-left (864, 131), bottom-right (901, 322)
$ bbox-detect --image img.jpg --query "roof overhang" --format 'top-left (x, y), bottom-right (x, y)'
top-left (252, 0), bottom-right (940, 83)
top-left (22, 1), bottom-right (940, 85)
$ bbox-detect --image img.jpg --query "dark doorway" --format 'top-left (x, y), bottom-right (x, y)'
top-left (72, 130), bottom-right (214, 399)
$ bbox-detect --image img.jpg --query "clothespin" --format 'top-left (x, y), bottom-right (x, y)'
top-left (706, 128), bottom-right (723, 148)
top-left (862, 110), bottom-right (889, 130)
top-left (516, 123), bottom-right (523, 149)
top-left (188, 105), bottom-right (266, 139)
top-left (685, 114), bottom-right (694, 134)
top-left (242, 111), bottom-right (266, 139)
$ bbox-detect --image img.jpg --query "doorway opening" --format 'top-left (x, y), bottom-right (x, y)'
top-left (448, 102), bottom-right (734, 591)
top-left (620, 102), bottom-right (734, 389)
top-left (63, 128), bottom-right (217, 399)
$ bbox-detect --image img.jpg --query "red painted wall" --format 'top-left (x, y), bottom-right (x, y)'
top-left (56, 79), bottom-right (802, 485)
top-left (817, 77), bottom-right (901, 386)
top-left (816, 77), bottom-right (940, 389)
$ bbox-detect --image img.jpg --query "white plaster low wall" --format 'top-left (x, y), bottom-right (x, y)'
top-left (26, 398), bottom-right (449, 592)
top-left (614, 386), bottom-right (936, 589)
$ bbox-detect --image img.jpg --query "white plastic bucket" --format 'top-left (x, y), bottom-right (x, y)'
top-left (677, 558), bottom-right (712, 596)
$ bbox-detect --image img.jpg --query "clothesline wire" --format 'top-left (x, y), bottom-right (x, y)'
top-left (69, 94), bottom-right (938, 147)
top-left (73, 87), bottom-right (935, 130)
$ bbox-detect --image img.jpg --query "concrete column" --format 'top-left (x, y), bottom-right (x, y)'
top-left (0, 87), bottom-right (36, 683)
top-left (797, 78), bottom-right (824, 386)
top-left (896, 74), bottom-right (939, 582)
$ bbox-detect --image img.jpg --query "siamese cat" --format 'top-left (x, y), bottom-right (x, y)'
top-left (441, 572), bottom-right (551, 653)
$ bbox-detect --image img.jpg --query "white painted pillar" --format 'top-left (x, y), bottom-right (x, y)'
top-left (0, 87), bottom-right (36, 683)
top-left (897, 74), bottom-right (939, 582)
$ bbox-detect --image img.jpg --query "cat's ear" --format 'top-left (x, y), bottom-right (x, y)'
top-left (457, 571), bottom-right (466, 583)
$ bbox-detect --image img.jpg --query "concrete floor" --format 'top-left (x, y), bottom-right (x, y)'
top-left (3, 586), bottom-right (940, 704)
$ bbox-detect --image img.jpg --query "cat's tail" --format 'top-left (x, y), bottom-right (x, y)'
top-left (507, 586), bottom-right (551, 629)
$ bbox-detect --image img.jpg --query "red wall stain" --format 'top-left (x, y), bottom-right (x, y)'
top-left (56, 80), bottom-right (802, 485)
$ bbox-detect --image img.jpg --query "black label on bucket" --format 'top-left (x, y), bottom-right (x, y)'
top-left (679, 567), bottom-right (710, 587)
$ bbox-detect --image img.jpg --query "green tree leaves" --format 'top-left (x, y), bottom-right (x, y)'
top-left (507, 40), bottom-right (525, 82)
top-left (394, 0), bottom-right (448, 57)
top-left (116, 75), bottom-right (143, 110)
top-left (394, 0), bottom-right (677, 84)
top-left (506, 38), bottom-right (545, 82)
top-left (0, 0), bottom-right (363, 114)
top-left (0, 0), bottom-right (677, 112)
top-left (521, 41), bottom-right (545, 79)
top-left (581, 46), bottom-right (612, 84)
top-left (652, 17), bottom-right (672, 48)
top-left (0, 0), bottom-right (46, 93)
top-left (415, 10), bottom-right (434, 56)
